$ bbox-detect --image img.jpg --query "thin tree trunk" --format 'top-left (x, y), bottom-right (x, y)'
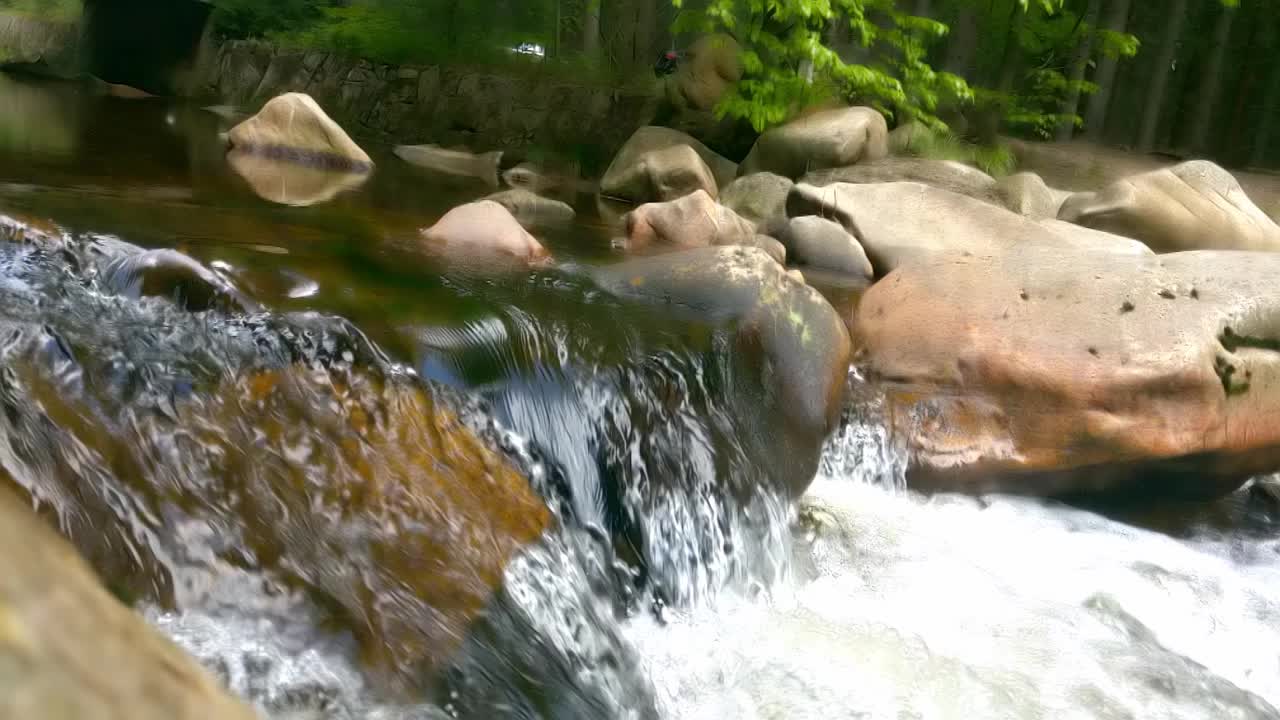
top-left (1083, 0), bottom-right (1132, 141)
top-left (1137, 0), bottom-right (1188, 152)
top-left (584, 0), bottom-right (601, 58)
top-left (1055, 0), bottom-right (1103, 142)
top-left (1251, 39), bottom-right (1280, 167)
top-left (635, 0), bottom-right (657, 65)
top-left (1187, 1), bottom-right (1236, 154)
top-left (943, 5), bottom-right (979, 77)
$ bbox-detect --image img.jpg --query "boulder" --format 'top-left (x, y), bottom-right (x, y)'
top-left (395, 144), bottom-right (504, 187)
top-left (664, 34), bottom-right (743, 112)
top-left (746, 234), bottom-right (787, 266)
top-left (601, 144), bottom-right (718, 203)
top-left (102, 248), bottom-right (260, 314)
top-left (887, 121), bottom-right (933, 154)
top-left (856, 244), bottom-right (1280, 498)
top-left (778, 216), bottom-right (874, 280)
top-left (740, 106), bottom-right (889, 179)
top-left (600, 126), bottom-right (737, 203)
top-left (720, 172), bottom-right (794, 229)
top-left (591, 246), bottom-right (851, 497)
top-left (486, 188), bottom-right (576, 231)
top-left (227, 93), bottom-right (372, 170)
top-left (1058, 161), bottom-right (1280, 252)
top-left (420, 201), bottom-right (550, 267)
top-left (228, 147), bottom-right (369, 207)
top-left (0, 487), bottom-right (258, 720)
top-left (801, 157), bottom-right (1000, 205)
top-left (623, 190), bottom-right (756, 252)
top-left (998, 171), bottom-right (1071, 219)
top-left (788, 181), bottom-right (1151, 276)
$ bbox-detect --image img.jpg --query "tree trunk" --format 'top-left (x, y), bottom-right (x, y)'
top-left (584, 0), bottom-right (601, 58)
top-left (635, 0), bottom-right (657, 65)
top-left (914, 0), bottom-right (933, 18)
top-left (1251, 38), bottom-right (1280, 167)
top-left (1137, 0), bottom-right (1188, 152)
top-left (1186, 2), bottom-right (1236, 154)
top-left (1055, 0), bottom-right (1103, 142)
top-left (1083, 0), bottom-right (1132, 141)
top-left (943, 4), bottom-right (979, 77)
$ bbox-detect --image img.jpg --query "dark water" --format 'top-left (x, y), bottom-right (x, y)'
top-left (4, 70), bottom-right (1280, 720)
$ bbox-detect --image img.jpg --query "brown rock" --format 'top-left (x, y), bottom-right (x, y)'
top-left (228, 93), bottom-right (372, 170)
top-left (623, 189), bottom-right (756, 251)
top-left (1059, 161), bottom-right (1280, 252)
top-left (855, 243), bottom-right (1280, 498)
top-left (788, 181), bottom-right (1151, 276)
top-left (997, 171), bottom-right (1071, 219)
top-left (421, 200), bottom-right (550, 267)
top-left (600, 126), bottom-right (737, 203)
top-left (664, 34), bottom-right (743, 112)
top-left (0, 487), bottom-right (258, 720)
top-left (740, 106), bottom-right (889, 179)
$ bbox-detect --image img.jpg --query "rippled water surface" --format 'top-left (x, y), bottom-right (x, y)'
top-left (1, 71), bottom-right (1279, 720)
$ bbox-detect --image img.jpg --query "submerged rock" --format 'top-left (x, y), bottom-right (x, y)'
top-left (0, 486), bottom-right (258, 720)
top-left (420, 200), bottom-right (551, 268)
top-left (228, 93), bottom-right (372, 171)
top-left (855, 243), bottom-right (1280, 498)
top-left (789, 181), bottom-right (1151, 276)
top-left (720, 172), bottom-right (794, 229)
top-left (600, 126), bottom-right (737, 203)
top-left (740, 106), bottom-right (889, 179)
top-left (623, 189), bottom-right (755, 252)
top-left (1059, 161), bottom-right (1280, 252)
top-left (102, 248), bottom-right (259, 314)
top-left (592, 246), bottom-right (851, 497)
top-left (395, 144), bottom-right (504, 187)
top-left (485, 188), bottom-right (576, 231)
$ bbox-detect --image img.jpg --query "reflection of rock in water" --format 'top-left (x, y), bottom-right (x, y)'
top-left (228, 148), bottom-right (369, 207)
top-left (0, 73), bottom-right (81, 158)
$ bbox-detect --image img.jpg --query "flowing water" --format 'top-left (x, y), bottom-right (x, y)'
top-left (1, 71), bottom-right (1279, 720)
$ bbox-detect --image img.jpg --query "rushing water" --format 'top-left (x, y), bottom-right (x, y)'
top-left (1, 71), bottom-right (1279, 720)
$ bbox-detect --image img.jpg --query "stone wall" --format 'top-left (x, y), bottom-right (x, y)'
top-left (0, 12), bottom-right (81, 76)
top-left (204, 40), bottom-right (663, 165)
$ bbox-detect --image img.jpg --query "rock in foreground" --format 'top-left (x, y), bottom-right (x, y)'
top-left (1059, 160), bottom-right (1280, 252)
top-left (228, 93), bottom-right (372, 170)
top-left (0, 486), bottom-right (258, 720)
top-left (592, 246), bottom-right (851, 497)
top-left (855, 243), bottom-right (1280, 498)
top-left (623, 189), bottom-right (756, 252)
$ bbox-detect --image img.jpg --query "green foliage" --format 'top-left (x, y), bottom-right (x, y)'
top-left (0, 0), bottom-right (81, 22)
top-left (897, 123), bottom-right (1015, 176)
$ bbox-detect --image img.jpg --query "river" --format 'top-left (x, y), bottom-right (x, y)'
top-left (1, 71), bottom-right (1278, 720)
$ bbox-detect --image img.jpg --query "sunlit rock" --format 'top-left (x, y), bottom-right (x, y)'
top-left (1059, 160), bottom-right (1280, 252)
top-left (0, 487), bottom-right (258, 720)
top-left (801, 156), bottom-right (1000, 205)
top-left (997, 171), bottom-right (1071, 219)
top-left (855, 243), bottom-right (1280, 497)
top-left (740, 106), bottom-right (889, 179)
top-left (228, 92), bottom-right (372, 171)
top-left (623, 189), bottom-right (755, 252)
top-left (421, 200), bottom-right (550, 268)
top-left (777, 216), bottom-right (873, 280)
top-left (788, 181), bottom-right (1151, 276)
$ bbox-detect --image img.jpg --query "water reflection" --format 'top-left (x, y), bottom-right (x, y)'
top-left (227, 148), bottom-right (370, 207)
top-left (0, 71), bottom-right (81, 158)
